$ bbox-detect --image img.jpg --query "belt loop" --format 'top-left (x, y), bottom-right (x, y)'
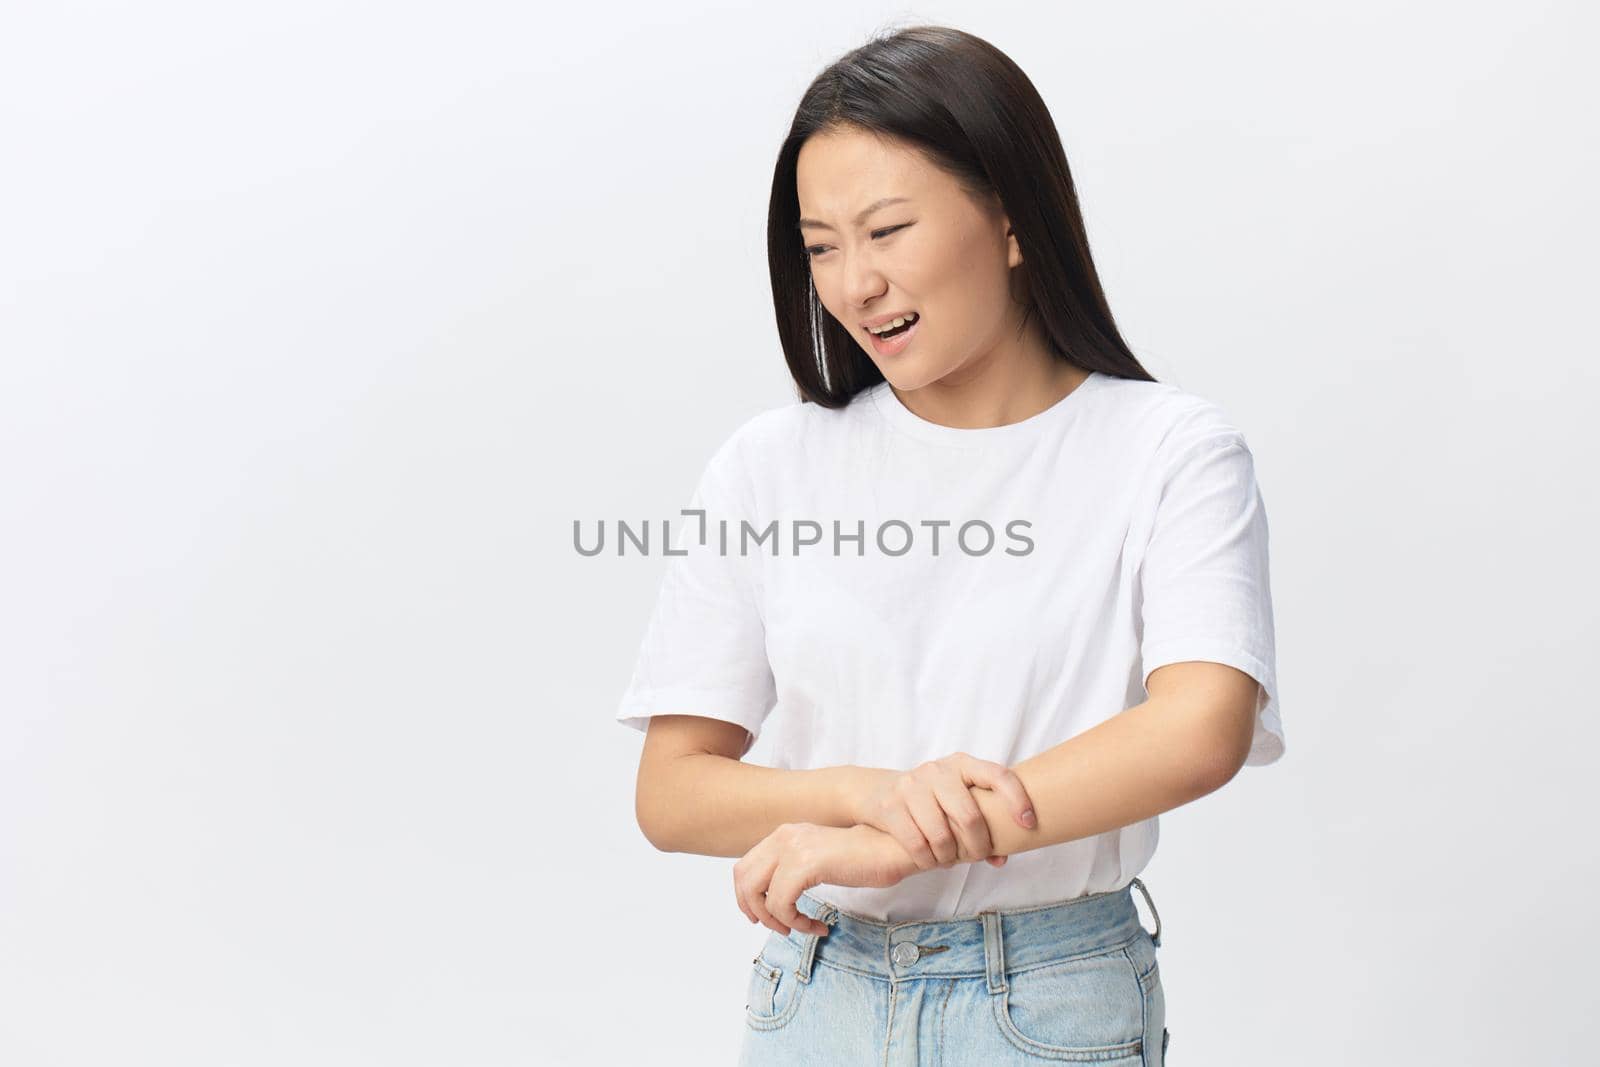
top-left (1130, 877), bottom-right (1162, 948)
top-left (981, 911), bottom-right (1006, 993)
top-left (795, 902), bottom-right (836, 984)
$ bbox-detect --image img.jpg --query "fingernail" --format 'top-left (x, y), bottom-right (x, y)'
top-left (1021, 808), bottom-right (1036, 827)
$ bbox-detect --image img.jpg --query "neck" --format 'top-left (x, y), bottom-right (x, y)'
top-left (890, 320), bottom-right (1088, 430)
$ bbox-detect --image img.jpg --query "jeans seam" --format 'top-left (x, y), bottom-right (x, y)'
top-left (1126, 946), bottom-right (1149, 1067)
top-left (935, 978), bottom-right (955, 1066)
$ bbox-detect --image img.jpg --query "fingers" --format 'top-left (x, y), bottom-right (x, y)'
top-left (748, 890), bottom-right (786, 937)
top-left (960, 757), bottom-right (1037, 830)
top-left (767, 878), bottom-right (829, 938)
top-left (735, 874), bottom-right (758, 925)
top-left (734, 844), bottom-right (800, 937)
top-left (932, 776), bottom-right (993, 864)
top-left (734, 855), bottom-right (786, 936)
top-left (879, 758), bottom-right (1031, 873)
top-left (885, 808), bottom-right (939, 871)
top-left (904, 787), bottom-right (960, 866)
top-left (733, 864), bottom-right (828, 938)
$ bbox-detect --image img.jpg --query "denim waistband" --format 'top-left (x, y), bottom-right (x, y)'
top-left (789, 878), bottom-right (1162, 986)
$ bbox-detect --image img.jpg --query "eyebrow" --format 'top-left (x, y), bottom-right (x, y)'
top-left (796, 196), bottom-right (912, 232)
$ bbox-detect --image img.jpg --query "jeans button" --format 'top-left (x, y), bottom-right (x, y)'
top-left (891, 941), bottom-right (919, 967)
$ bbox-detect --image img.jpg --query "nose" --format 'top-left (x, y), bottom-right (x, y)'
top-left (841, 252), bottom-right (888, 314)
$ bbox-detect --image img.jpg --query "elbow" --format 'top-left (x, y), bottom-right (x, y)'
top-left (634, 791), bottom-right (671, 852)
top-left (635, 806), bottom-right (665, 852)
top-left (1148, 663), bottom-right (1261, 793)
top-left (1197, 751), bottom-right (1244, 794)
top-left (1177, 716), bottom-right (1250, 796)
top-left (1195, 690), bottom-right (1262, 791)
top-left (1193, 723), bottom-right (1252, 793)
top-left (633, 771), bottom-right (683, 853)
top-left (636, 812), bottom-right (679, 854)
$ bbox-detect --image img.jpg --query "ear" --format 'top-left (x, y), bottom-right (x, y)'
top-left (1004, 219), bottom-right (1023, 268)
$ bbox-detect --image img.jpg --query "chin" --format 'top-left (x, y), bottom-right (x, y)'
top-left (886, 363), bottom-right (952, 394)
top-left (870, 354), bottom-right (925, 390)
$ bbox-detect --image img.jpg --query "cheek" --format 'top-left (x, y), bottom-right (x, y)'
top-left (902, 235), bottom-right (983, 309)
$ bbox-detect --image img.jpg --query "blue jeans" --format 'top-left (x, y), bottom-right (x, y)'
top-left (740, 878), bottom-right (1169, 1065)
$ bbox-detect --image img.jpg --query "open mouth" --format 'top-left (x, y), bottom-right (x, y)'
top-left (870, 310), bottom-right (921, 356)
top-left (870, 310), bottom-right (921, 340)
top-left (871, 315), bottom-right (917, 339)
top-left (866, 312), bottom-right (920, 355)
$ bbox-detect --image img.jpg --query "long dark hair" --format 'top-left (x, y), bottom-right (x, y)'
top-left (767, 24), bottom-right (1157, 406)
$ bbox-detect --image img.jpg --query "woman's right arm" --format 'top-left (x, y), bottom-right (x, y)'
top-left (634, 714), bottom-right (887, 857)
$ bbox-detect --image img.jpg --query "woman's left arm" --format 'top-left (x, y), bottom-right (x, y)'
top-left (966, 660), bottom-right (1262, 858)
top-left (736, 661), bottom-right (1261, 935)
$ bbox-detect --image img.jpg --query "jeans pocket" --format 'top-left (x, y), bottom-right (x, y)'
top-left (1126, 927), bottom-right (1161, 993)
top-left (744, 931), bottom-right (806, 1031)
top-left (991, 942), bottom-right (1147, 1062)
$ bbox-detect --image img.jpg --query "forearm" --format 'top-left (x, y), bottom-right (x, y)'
top-left (969, 694), bottom-right (1230, 858)
top-left (642, 754), bottom-right (879, 857)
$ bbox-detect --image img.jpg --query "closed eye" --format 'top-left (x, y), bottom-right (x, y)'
top-left (804, 223), bottom-right (913, 260)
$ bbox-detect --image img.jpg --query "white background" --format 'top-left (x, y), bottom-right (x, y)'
top-left (3, 2), bottom-right (1596, 1064)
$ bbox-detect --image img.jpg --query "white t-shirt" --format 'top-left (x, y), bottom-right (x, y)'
top-left (616, 369), bottom-right (1283, 921)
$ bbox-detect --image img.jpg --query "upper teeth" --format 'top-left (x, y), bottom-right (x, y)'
top-left (868, 312), bottom-right (918, 335)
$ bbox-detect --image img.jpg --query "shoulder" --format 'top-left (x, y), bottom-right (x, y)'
top-left (710, 390), bottom-right (870, 468)
top-left (1090, 373), bottom-right (1255, 461)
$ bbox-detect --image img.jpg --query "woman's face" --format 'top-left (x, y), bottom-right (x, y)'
top-left (795, 125), bottom-right (1024, 391)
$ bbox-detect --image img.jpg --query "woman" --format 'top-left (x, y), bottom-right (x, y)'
top-left (616, 24), bottom-right (1283, 1066)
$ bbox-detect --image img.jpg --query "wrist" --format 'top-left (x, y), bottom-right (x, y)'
top-left (832, 765), bottom-right (885, 825)
top-left (857, 821), bottom-right (919, 880)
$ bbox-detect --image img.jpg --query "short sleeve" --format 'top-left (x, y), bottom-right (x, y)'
top-left (614, 433), bottom-right (777, 755)
top-left (1137, 433), bottom-right (1284, 767)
